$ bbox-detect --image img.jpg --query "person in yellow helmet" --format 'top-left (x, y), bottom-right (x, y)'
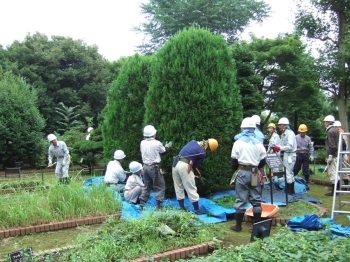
top-left (292, 124), bottom-right (314, 186)
top-left (172, 138), bottom-right (218, 215)
top-left (266, 123), bottom-right (281, 154)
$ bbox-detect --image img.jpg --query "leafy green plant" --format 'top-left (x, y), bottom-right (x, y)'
top-left (0, 180), bottom-right (41, 190)
top-left (57, 211), bottom-right (223, 261)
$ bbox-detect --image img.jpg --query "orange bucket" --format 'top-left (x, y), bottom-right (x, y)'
top-left (245, 203), bottom-right (279, 218)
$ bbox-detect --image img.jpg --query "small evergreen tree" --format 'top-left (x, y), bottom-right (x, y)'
top-left (0, 71), bottom-right (45, 166)
top-left (145, 27), bottom-right (242, 194)
top-left (102, 54), bottom-right (153, 164)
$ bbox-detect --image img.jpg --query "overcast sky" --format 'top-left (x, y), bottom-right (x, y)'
top-left (1, 0), bottom-right (297, 61)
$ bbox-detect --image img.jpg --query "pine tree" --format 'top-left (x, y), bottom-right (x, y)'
top-left (145, 27), bottom-right (242, 194)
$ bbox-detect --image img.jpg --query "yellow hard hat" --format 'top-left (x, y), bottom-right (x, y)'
top-left (267, 123), bottom-right (276, 129)
top-left (208, 138), bottom-right (218, 152)
top-left (298, 124), bottom-right (308, 132)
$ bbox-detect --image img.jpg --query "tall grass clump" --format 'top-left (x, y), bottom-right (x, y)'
top-left (0, 183), bottom-right (121, 229)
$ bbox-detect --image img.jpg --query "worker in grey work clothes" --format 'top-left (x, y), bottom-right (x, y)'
top-left (47, 134), bottom-right (71, 184)
top-left (139, 125), bottom-right (172, 210)
top-left (271, 117), bottom-right (297, 194)
top-left (172, 138), bottom-right (218, 215)
top-left (231, 117), bottom-right (266, 232)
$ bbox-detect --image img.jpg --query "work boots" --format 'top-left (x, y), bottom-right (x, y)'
top-left (192, 201), bottom-right (206, 215)
top-left (285, 182), bottom-right (295, 195)
top-left (253, 212), bottom-right (262, 224)
top-left (230, 213), bottom-right (244, 232)
top-left (325, 181), bottom-right (340, 196)
top-left (155, 200), bottom-right (163, 210)
top-left (178, 199), bottom-right (187, 211)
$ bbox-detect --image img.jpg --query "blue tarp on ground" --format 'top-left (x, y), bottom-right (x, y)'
top-left (83, 176), bottom-right (321, 224)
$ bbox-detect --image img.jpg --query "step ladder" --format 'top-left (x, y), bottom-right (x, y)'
top-left (330, 132), bottom-right (350, 219)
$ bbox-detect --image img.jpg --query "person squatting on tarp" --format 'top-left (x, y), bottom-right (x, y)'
top-left (271, 117), bottom-right (297, 194)
top-left (323, 115), bottom-right (340, 196)
top-left (230, 117), bottom-right (267, 232)
top-left (124, 161), bottom-right (145, 205)
top-left (139, 125), bottom-right (173, 210)
top-left (333, 120), bottom-right (350, 186)
top-left (172, 138), bottom-right (219, 215)
top-left (47, 134), bottom-right (71, 184)
top-left (292, 124), bottom-right (314, 185)
top-left (104, 150), bottom-right (127, 193)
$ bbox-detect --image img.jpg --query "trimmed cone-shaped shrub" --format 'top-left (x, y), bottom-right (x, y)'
top-left (102, 54), bottom-right (153, 163)
top-left (144, 27), bottom-right (242, 195)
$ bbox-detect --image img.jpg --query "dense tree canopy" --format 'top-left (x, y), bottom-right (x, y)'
top-left (295, 0), bottom-right (350, 131)
top-left (145, 27), bottom-right (242, 194)
top-left (134, 0), bottom-right (270, 53)
top-left (0, 71), bottom-right (45, 166)
top-left (1, 33), bottom-right (111, 132)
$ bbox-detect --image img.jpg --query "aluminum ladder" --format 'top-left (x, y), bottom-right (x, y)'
top-left (330, 132), bottom-right (350, 219)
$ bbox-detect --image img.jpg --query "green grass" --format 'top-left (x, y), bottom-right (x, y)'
top-left (278, 200), bottom-right (319, 217)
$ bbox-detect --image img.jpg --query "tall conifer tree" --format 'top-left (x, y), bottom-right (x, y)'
top-left (145, 27), bottom-right (242, 193)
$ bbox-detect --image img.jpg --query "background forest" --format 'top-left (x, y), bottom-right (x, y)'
top-left (0, 0), bottom-right (349, 195)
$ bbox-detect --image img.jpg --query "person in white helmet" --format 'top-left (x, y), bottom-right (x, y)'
top-left (47, 134), bottom-right (71, 184)
top-left (124, 161), bottom-right (145, 204)
top-left (86, 127), bottom-right (94, 140)
top-left (251, 114), bottom-right (264, 144)
top-left (323, 115), bottom-right (340, 196)
top-left (139, 125), bottom-right (172, 210)
top-left (333, 120), bottom-right (349, 186)
top-left (271, 117), bottom-right (297, 194)
top-left (104, 150), bottom-right (127, 192)
top-left (230, 117), bottom-right (266, 232)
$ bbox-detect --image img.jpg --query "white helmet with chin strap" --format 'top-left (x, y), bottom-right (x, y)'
top-left (324, 115), bottom-right (335, 122)
top-left (47, 134), bottom-right (57, 142)
top-left (143, 125), bottom-right (157, 137)
top-left (114, 150), bottom-right (126, 160)
top-left (251, 115), bottom-right (261, 125)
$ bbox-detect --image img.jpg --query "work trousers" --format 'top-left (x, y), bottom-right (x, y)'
top-left (234, 169), bottom-right (262, 213)
top-left (124, 186), bottom-right (142, 204)
top-left (139, 164), bottom-right (165, 204)
top-left (283, 152), bottom-right (296, 184)
top-left (328, 157), bottom-right (340, 184)
top-left (293, 152), bottom-right (310, 176)
top-left (172, 161), bottom-right (199, 202)
top-left (55, 160), bottom-right (70, 180)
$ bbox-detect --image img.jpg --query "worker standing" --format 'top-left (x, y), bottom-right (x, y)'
top-left (333, 120), bottom-right (349, 186)
top-left (292, 124), bottom-right (314, 185)
top-left (324, 115), bottom-right (340, 196)
top-left (271, 117), bottom-right (297, 194)
top-left (104, 150), bottom-right (127, 192)
top-left (230, 118), bottom-right (266, 232)
top-left (251, 115), bottom-right (265, 144)
top-left (172, 138), bottom-right (218, 214)
top-left (86, 127), bottom-right (94, 140)
top-left (139, 125), bottom-right (172, 210)
top-left (47, 134), bottom-right (71, 184)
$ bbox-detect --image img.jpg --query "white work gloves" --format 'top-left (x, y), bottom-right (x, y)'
top-left (326, 155), bottom-right (333, 165)
top-left (309, 155), bottom-right (314, 162)
top-left (165, 141), bottom-right (173, 148)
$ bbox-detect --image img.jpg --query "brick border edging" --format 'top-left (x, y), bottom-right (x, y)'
top-left (243, 200), bottom-right (327, 226)
top-left (0, 213), bottom-right (121, 239)
top-left (0, 241), bottom-right (223, 262)
top-left (129, 240), bottom-right (223, 262)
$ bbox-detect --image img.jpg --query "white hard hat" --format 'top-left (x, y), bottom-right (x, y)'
top-left (143, 125), bottom-right (157, 137)
top-left (240, 117), bottom-right (256, 128)
top-left (333, 120), bottom-right (342, 127)
top-left (251, 115), bottom-right (261, 125)
top-left (129, 161), bottom-right (142, 173)
top-left (87, 127), bottom-right (93, 133)
top-left (324, 115), bottom-right (335, 122)
top-left (47, 134), bottom-right (57, 142)
top-left (113, 150), bottom-right (126, 160)
top-left (278, 117), bottom-right (289, 125)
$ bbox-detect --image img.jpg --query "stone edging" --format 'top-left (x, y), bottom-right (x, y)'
top-left (0, 213), bottom-right (121, 239)
top-left (243, 200), bottom-right (327, 226)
